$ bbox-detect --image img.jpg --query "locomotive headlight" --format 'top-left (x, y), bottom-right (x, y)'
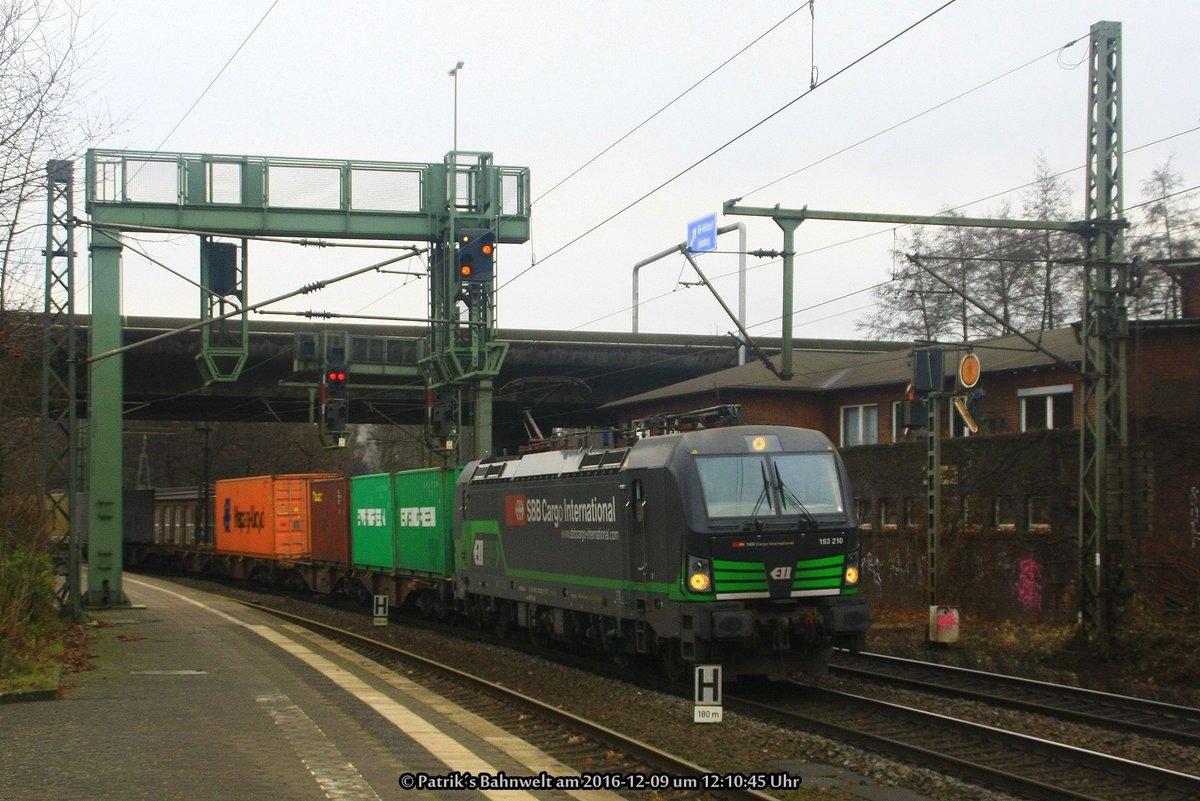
top-left (845, 566), bottom-right (860, 585)
top-left (687, 557), bottom-right (713, 593)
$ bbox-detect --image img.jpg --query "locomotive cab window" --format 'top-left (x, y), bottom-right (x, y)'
top-left (696, 455), bottom-right (774, 518)
top-left (695, 453), bottom-right (846, 520)
top-left (772, 453), bottom-right (845, 516)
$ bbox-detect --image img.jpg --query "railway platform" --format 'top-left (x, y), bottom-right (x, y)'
top-left (1, 574), bottom-right (939, 801)
top-left (0, 574), bottom-right (627, 801)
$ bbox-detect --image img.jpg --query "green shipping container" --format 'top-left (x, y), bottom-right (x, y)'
top-left (350, 472), bottom-right (396, 571)
top-left (349, 467), bottom-right (459, 576)
top-left (392, 467), bottom-right (459, 577)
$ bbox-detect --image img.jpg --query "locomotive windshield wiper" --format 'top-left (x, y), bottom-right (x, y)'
top-left (774, 464), bottom-right (819, 530)
top-left (746, 461), bottom-right (771, 530)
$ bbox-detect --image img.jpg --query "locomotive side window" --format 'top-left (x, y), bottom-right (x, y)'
top-left (631, 479), bottom-right (646, 522)
top-left (696, 455), bottom-right (774, 518)
top-left (772, 453), bottom-right (845, 516)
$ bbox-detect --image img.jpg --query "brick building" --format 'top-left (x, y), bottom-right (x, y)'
top-left (604, 314), bottom-right (1200, 623)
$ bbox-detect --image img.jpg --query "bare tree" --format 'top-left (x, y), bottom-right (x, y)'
top-left (1, 0), bottom-right (108, 310)
top-left (859, 158), bottom-right (1089, 341)
top-left (1130, 158), bottom-right (1198, 318)
top-left (1020, 153), bottom-right (1083, 329)
top-left (859, 225), bottom-right (962, 342)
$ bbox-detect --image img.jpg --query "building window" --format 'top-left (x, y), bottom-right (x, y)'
top-left (891, 400), bottom-right (903, 442)
top-left (994, 496), bottom-right (1017, 532)
top-left (1018, 384), bottom-right (1074, 431)
top-left (879, 498), bottom-right (899, 532)
top-left (856, 499), bottom-right (873, 532)
top-left (1027, 495), bottom-right (1052, 534)
top-left (905, 497), bottom-right (925, 533)
top-left (960, 497), bottom-right (985, 533)
top-left (949, 398), bottom-right (976, 438)
top-left (841, 404), bottom-right (878, 447)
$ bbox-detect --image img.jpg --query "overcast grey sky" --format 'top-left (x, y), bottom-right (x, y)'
top-left (78, 1), bottom-right (1200, 340)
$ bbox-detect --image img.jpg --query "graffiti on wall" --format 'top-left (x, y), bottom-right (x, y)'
top-left (1015, 556), bottom-right (1044, 613)
top-left (863, 552), bottom-right (883, 592)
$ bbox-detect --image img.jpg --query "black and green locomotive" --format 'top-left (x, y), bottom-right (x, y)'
top-left (454, 425), bottom-right (869, 681)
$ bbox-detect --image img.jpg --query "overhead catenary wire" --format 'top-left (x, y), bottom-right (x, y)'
top-left (533, 2), bottom-right (814, 206)
top-left (500, 0), bottom-right (961, 291)
top-left (607, 174), bottom-right (1200, 343)
top-left (85, 245), bottom-right (430, 365)
top-left (149, 0), bottom-right (283, 153)
top-left (740, 37), bottom-right (1085, 200)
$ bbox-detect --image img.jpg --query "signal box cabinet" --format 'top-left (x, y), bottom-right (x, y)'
top-left (350, 467), bottom-right (459, 577)
top-left (215, 474), bottom-right (338, 559)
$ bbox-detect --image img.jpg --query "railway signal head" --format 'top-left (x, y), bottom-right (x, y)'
top-left (322, 366), bottom-right (349, 434)
top-left (324, 366), bottom-right (348, 401)
top-left (457, 228), bottom-right (495, 284)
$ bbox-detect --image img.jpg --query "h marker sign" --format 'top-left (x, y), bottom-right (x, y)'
top-left (693, 664), bottom-right (723, 723)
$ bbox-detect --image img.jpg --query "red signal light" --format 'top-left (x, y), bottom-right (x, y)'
top-left (459, 264), bottom-right (473, 278)
top-left (328, 371), bottom-right (346, 382)
top-left (480, 243), bottom-right (493, 256)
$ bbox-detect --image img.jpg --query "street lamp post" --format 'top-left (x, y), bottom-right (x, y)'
top-left (448, 60), bottom-right (464, 154)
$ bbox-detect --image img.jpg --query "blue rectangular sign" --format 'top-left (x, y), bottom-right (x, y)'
top-left (687, 213), bottom-right (718, 253)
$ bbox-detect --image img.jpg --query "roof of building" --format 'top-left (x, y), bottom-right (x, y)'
top-left (602, 327), bottom-right (1084, 410)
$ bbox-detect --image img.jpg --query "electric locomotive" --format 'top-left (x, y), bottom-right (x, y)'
top-left (454, 425), bottom-right (869, 681)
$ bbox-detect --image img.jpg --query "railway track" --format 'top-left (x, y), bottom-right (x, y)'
top-left (238, 600), bottom-right (782, 801)
top-left (173, 577), bottom-right (1200, 801)
top-left (830, 650), bottom-right (1200, 747)
top-left (732, 684), bottom-right (1200, 801)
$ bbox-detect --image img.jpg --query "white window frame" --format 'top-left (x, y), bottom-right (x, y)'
top-left (841, 403), bottom-right (879, 447)
top-left (1018, 384), bottom-right (1073, 432)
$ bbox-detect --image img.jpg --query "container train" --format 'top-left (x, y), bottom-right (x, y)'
top-left (127, 424), bottom-right (870, 681)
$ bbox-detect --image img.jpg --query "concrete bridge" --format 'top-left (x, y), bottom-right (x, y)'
top-left (95, 316), bottom-right (776, 447)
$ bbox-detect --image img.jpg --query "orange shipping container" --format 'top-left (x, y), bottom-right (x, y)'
top-left (215, 474), bottom-right (338, 559)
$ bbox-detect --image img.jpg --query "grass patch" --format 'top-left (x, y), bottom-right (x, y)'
top-left (0, 636), bottom-right (63, 695)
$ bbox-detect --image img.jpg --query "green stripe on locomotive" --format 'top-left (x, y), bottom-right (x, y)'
top-left (456, 523), bottom-right (854, 600)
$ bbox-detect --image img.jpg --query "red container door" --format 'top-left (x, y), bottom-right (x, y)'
top-left (310, 478), bottom-right (350, 564)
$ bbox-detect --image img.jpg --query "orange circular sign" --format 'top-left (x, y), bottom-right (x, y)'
top-left (958, 353), bottom-right (981, 388)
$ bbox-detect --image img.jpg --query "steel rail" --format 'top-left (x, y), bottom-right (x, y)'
top-left (730, 685), bottom-right (1200, 801)
top-left (831, 650), bottom-right (1200, 747)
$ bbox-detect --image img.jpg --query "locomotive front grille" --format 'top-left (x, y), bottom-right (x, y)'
top-left (792, 554), bottom-right (845, 593)
top-left (712, 559), bottom-right (768, 595)
top-left (712, 555), bottom-right (846, 599)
